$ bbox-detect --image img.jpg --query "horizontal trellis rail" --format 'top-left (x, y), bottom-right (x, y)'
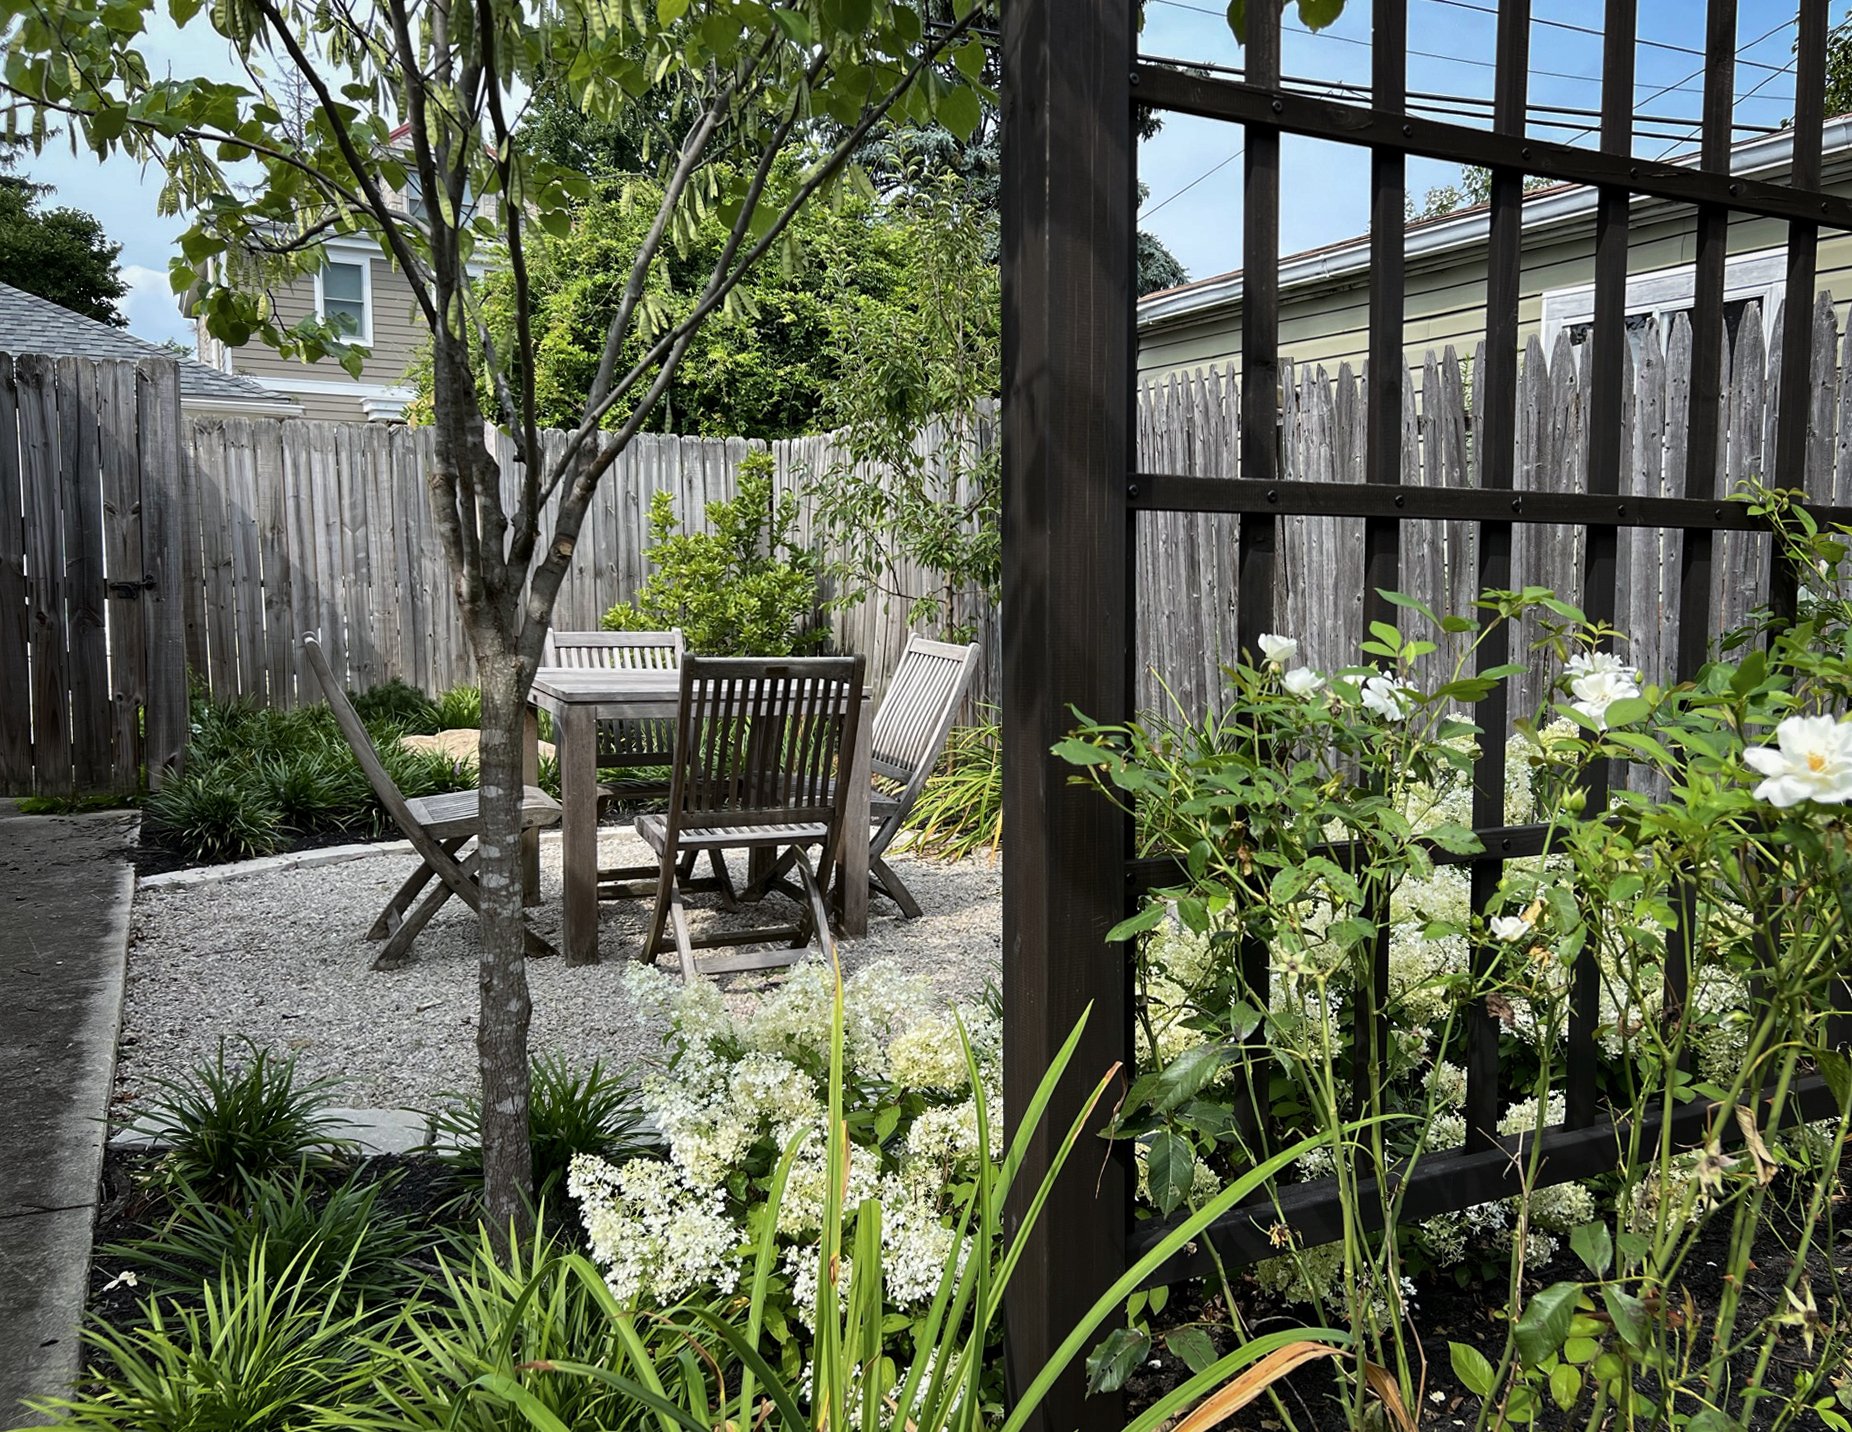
top-left (1000, 0), bottom-right (1849, 1421)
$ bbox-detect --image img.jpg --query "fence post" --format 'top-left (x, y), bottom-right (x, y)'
top-left (999, 0), bottom-right (1134, 1425)
top-left (139, 358), bottom-right (188, 787)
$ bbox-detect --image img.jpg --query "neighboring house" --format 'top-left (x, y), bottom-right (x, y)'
top-left (0, 279), bottom-right (300, 417)
top-left (1138, 116), bottom-right (1852, 385)
top-left (193, 128), bottom-right (493, 424)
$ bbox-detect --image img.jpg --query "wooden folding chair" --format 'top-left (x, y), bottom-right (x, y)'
top-left (302, 634), bottom-right (563, 970)
top-left (634, 655), bottom-right (866, 982)
top-left (744, 636), bottom-right (979, 919)
top-left (543, 629), bottom-right (683, 805)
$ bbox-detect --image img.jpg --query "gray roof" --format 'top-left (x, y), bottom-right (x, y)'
top-left (0, 281), bottom-right (291, 410)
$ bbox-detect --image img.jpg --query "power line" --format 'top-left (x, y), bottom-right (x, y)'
top-left (1654, 54), bottom-right (1798, 160)
top-left (1143, 0), bottom-right (1796, 108)
top-left (1419, 0), bottom-right (1793, 75)
top-left (1141, 145), bottom-right (1244, 217)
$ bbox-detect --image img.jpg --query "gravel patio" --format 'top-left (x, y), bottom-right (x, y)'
top-left (118, 831), bottom-right (1001, 1114)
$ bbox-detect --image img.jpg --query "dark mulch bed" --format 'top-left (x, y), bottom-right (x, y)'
top-left (1124, 1178), bottom-right (1850, 1431)
top-left (128, 827), bottom-right (397, 880)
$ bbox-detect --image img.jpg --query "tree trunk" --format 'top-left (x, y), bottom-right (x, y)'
top-left (475, 646), bottom-right (536, 1243)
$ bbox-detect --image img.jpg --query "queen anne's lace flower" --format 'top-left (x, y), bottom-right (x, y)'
top-left (1744, 715), bottom-right (1852, 807)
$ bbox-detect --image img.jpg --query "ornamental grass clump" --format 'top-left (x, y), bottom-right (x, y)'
top-left (1060, 514), bottom-right (1852, 1430)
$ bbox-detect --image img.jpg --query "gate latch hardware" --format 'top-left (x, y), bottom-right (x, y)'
top-left (106, 575), bottom-right (157, 599)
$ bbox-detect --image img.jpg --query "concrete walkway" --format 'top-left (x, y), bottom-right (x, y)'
top-left (0, 801), bottom-right (137, 1426)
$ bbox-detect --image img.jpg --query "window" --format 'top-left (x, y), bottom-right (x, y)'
top-left (316, 258), bottom-right (371, 344)
top-left (1541, 247), bottom-right (1786, 361)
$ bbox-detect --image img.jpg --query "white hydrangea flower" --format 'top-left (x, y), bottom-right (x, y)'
top-left (905, 1094), bottom-right (1002, 1173)
top-left (1428, 1061), bottom-right (1468, 1110)
top-left (887, 1013), bottom-right (972, 1094)
top-left (1258, 633), bottom-right (1299, 668)
top-left (570, 1153), bottom-right (743, 1306)
top-left (878, 1174), bottom-right (960, 1305)
top-left (1744, 715), bottom-right (1852, 808)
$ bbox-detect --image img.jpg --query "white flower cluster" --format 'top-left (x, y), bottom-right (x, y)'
top-left (571, 959), bottom-right (1003, 1315)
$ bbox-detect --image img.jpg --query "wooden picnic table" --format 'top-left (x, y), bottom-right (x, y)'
top-left (522, 666), bottom-right (872, 964)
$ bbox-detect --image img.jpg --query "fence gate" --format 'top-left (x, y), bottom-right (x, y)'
top-left (1000, 1), bottom-right (1850, 1428)
top-left (0, 352), bottom-right (188, 797)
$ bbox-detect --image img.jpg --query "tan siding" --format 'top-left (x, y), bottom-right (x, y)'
top-left (1139, 197), bottom-right (1852, 382)
top-left (222, 254), bottom-right (427, 392)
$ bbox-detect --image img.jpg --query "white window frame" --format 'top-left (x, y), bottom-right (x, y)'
top-left (1539, 246), bottom-right (1788, 353)
top-left (313, 253), bottom-right (373, 346)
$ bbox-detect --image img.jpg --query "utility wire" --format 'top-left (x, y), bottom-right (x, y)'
top-left (1654, 55), bottom-right (1799, 160)
top-left (1141, 145), bottom-right (1244, 217)
top-left (1419, 0), bottom-right (1791, 75)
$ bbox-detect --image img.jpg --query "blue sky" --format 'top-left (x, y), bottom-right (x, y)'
top-left (15, 0), bottom-right (1820, 346)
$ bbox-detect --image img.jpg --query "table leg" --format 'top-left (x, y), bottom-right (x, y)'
top-left (839, 697), bottom-right (871, 938)
top-left (521, 705), bottom-right (540, 906)
top-left (561, 704), bottom-right (600, 965)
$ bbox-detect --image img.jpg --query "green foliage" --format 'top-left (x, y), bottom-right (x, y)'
top-left (602, 453), bottom-right (820, 655)
top-left (132, 1043), bottom-right (351, 1202)
top-left (348, 679), bottom-right (440, 734)
top-left (431, 684), bottom-right (483, 730)
top-left (813, 173), bottom-right (999, 639)
top-left (34, 1246), bottom-right (374, 1431)
top-left (151, 687), bottom-right (477, 863)
top-left (0, 145), bottom-right (127, 325)
top-left (106, 1166), bottom-right (429, 1309)
top-left (142, 764), bottom-right (285, 864)
top-left (429, 1054), bottom-right (659, 1207)
top-left (899, 714), bottom-right (1001, 861)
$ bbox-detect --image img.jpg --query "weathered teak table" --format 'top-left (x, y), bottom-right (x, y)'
top-left (523, 666), bottom-right (872, 964)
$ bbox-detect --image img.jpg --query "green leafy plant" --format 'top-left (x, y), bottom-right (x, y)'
top-left (348, 679), bottom-right (440, 734)
top-left (130, 1043), bottom-right (352, 1202)
top-left (30, 1245), bottom-right (373, 1431)
top-left (431, 684), bottom-right (483, 730)
top-left (259, 748), bottom-right (372, 835)
top-left (899, 714), bottom-right (1002, 861)
top-left (105, 1166), bottom-right (429, 1309)
top-left (142, 764), bottom-right (285, 864)
top-left (602, 454), bottom-right (821, 656)
top-left (429, 1054), bottom-right (659, 1207)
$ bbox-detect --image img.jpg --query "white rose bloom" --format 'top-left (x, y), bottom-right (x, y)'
top-left (1282, 666), bottom-right (1326, 698)
top-left (1258, 633), bottom-right (1298, 668)
top-left (1569, 668), bottom-right (1641, 730)
top-left (1565, 650), bottom-right (1635, 682)
top-left (1489, 913), bottom-right (1533, 942)
top-left (1361, 674), bottom-right (1413, 722)
top-left (1744, 714), bottom-right (1852, 808)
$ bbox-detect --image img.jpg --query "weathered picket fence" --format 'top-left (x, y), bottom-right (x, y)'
top-left (4, 297), bottom-right (1848, 793)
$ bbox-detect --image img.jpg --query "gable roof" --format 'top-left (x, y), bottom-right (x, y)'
top-left (1138, 115), bottom-right (1852, 333)
top-left (0, 281), bottom-right (299, 412)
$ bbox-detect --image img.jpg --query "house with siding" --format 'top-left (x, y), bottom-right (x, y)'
top-left (1137, 117), bottom-right (1852, 386)
top-left (0, 280), bottom-right (300, 417)
top-left (192, 130), bottom-right (493, 423)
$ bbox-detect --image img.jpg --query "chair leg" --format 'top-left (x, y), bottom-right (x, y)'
top-left (640, 854), bottom-right (676, 964)
top-left (374, 878), bottom-right (457, 969)
top-left (871, 856), bottom-right (924, 920)
top-left (367, 838), bottom-right (464, 940)
top-left (792, 849), bottom-right (838, 964)
top-left (668, 875), bottom-right (699, 983)
top-left (739, 846), bottom-right (798, 903)
top-left (708, 849), bottom-right (738, 909)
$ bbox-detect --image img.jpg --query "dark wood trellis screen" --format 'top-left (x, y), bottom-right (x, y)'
top-left (1000, 1), bottom-right (1852, 1427)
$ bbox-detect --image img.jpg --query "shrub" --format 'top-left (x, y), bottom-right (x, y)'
top-left (34, 1246), bottom-right (372, 1431)
top-left (430, 683), bottom-right (482, 729)
top-left (105, 1166), bottom-right (428, 1308)
top-left (142, 765), bottom-right (285, 864)
top-left (898, 713), bottom-right (1001, 862)
top-left (349, 678), bottom-right (440, 734)
top-left (258, 748), bottom-right (372, 834)
top-left (602, 453), bottom-right (821, 655)
top-left (430, 1054), bottom-right (658, 1206)
top-left (132, 1043), bottom-right (351, 1202)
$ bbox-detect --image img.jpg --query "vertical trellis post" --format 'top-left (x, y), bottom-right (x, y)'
top-left (999, 0), bottom-right (1134, 1425)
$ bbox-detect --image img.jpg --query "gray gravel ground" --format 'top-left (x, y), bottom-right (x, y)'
top-left (118, 830), bottom-right (1001, 1117)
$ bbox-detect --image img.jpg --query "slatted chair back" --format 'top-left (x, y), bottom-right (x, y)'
top-left (666, 655), bottom-right (866, 844)
top-left (543, 629), bottom-right (683, 764)
top-left (302, 633), bottom-right (427, 840)
top-left (870, 636), bottom-right (981, 822)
